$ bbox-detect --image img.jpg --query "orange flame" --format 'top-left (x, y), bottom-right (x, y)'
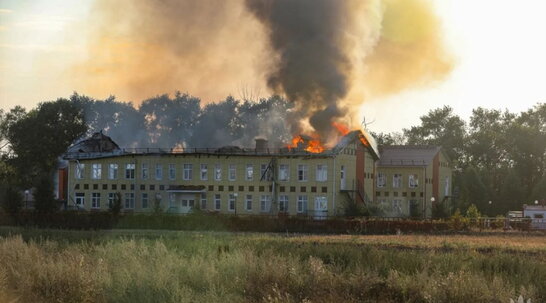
top-left (286, 134), bottom-right (325, 153)
top-left (332, 121), bottom-right (350, 136)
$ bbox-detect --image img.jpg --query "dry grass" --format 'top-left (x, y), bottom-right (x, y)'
top-left (0, 228), bottom-right (544, 302)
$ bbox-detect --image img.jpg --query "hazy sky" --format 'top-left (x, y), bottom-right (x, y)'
top-left (0, 0), bottom-right (545, 133)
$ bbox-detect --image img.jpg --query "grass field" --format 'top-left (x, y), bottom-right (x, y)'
top-left (0, 228), bottom-right (544, 303)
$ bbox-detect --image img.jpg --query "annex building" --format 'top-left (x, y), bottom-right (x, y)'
top-left (59, 131), bottom-right (452, 218)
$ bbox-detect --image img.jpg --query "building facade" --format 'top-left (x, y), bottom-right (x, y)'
top-left (374, 146), bottom-right (452, 218)
top-left (62, 131), bottom-right (379, 218)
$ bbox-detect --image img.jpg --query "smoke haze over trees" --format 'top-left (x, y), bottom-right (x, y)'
top-left (0, 92), bottom-right (544, 217)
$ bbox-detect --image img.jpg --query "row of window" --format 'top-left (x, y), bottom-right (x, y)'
top-left (376, 173), bottom-right (420, 188)
top-left (74, 183), bottom-right (329, 193)
top-left (376, 191), bottom-right (423, 198)
top-left (74, 192), bottom-right (326, 213)
top-left (77, 163), bottom-right (330, 182)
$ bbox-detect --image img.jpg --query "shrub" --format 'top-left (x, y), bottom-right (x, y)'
top-left (109, 192), bottom-right (122, 217)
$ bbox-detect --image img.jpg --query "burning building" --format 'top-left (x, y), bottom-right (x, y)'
top-left (62, 130), bottom-right (379, 218)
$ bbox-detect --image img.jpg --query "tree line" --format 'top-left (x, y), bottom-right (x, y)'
top-left (0, 92), bottom-right (544, 216)
top-left (373, 104), bottom-right (546, 215)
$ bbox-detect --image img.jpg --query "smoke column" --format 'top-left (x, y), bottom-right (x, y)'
top-left (74, 0), bottom-right (453, 146)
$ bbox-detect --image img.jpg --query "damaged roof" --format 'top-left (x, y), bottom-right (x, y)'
top-left (67, 131), bottom-right (121, 154)
top-left (377, 145), bottom-right (443, 167)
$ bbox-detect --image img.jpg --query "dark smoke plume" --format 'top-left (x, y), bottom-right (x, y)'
top-left (245, 0), bottom-right (353, 139)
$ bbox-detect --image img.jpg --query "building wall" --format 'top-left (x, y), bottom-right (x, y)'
top-left (67, 149), bottom-right (370, 217)
top-left (374, 166), bottom-right (432, 217)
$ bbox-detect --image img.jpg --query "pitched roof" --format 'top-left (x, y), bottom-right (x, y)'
top-left (331, 129), bottom-right (380, 159)
top-left (67, 131), bottom-right (121, 154)
top-left (377, 145), bottom-right (441, 167)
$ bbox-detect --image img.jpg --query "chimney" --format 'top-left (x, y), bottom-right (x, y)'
top-left (255, 138), bottom-right (268, 152)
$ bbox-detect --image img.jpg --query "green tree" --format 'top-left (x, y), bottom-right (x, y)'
top-left (7, 99), bottom-right (87, 182)
top-left (1, 185), bottom-right (23, 215)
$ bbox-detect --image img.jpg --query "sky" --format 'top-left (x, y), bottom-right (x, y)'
top-left (0, 0), bottom-right (545, 134)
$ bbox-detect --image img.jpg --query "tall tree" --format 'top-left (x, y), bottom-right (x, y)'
top-left (7, 99), bottom-right (87, 183)
top-left (404, 106), bottom-right (466, 166)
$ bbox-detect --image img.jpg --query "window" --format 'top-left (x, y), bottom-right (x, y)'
top-left (316, 165), bottom-right (327, 181)
top-left (278, 164), bottom-right (289, 181)
top-left (260, 195), bottom-right (271, 212)
top-left (76, 163), bottom-right (85, 179)
top-left (393, 174), bottom-right (402, 188)
top-left (91, 193), bottom-right (100, 208)
top-left (215, 164), bottom-right (222, 181)
top-left (393, 199), bottom-right (403, 214)
top-left (228, 164), bottom-right (236, 181)
top-left (214, 194), bottom-right (221, 210)
top-left (91, 164), bottom-right (101, 179)
top-left (444, 177), bottom-right (450, 196)
top-left (246, 164), bottom-right (253, 181)
top-left (155, 164), bottom-right (163, 180)
top-left (168, 193), bottom-right (176, 208)
top-left (183, 164), bottom-right (193, 180)
top-left (125, 163), bottom-right (135, 180)
top-left (200, 193), bottom-right (207, 209)
top-left (141, 193), bottom-right (149, 209)
top-left (124, 193), bottom-right (135, 209)
top-left (315, 196), bottom-right (328, 211)
top-left (142, 163), bottom-right (149, 180)
top-left (108, 164), bottom-right (118, 179)
top-left (279, 195), bottom-right (289, 212)
top-left (245, 194), bottom-right (252, 211)
top-left (108, 193), bottom-right (115, 208)
top-left (260, 164), bottom-right (268, 180)
top-left (169, 164), bottom-right (176, 180)
top-left (200, 164), bottom-right (208, 181)
top-left (297, 195), bottom-right (308, 213)
top-left (75, 192), bottom-right (85, 206)
top-left (409, 174), bottom-right (419, 188)
top-left (377, 172), bottom-right (386, 188)
top-left (228, 194), bottom-right (236, 211)
top-left (297, 165), bottom-right (308, 181)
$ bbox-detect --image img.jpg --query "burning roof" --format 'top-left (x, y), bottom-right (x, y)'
top-left (67, 131), bottom-right (121, 154)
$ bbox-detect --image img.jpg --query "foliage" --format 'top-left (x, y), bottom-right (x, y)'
top-left (109, 192), bottom-right (122, 217)
top-left (152, 194), bottom-right (163, 215)
top-left (1, 185), bottom-right (22, 215)
top-left (0, 229), bottom-right (543, 303)
top-left (33, 177), bottom-right (58, 213)
top-left (449, 209), bottom-right (469, 231)
top-left (465, 204), bottom-right (481, 219)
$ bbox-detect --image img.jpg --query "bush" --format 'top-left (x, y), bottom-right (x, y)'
top-left (1, 186), bottom-right (22, 215)
top-left (109, 192), bottom-right (122, 217)
top-left (450, 209), bottom-right (469, 231)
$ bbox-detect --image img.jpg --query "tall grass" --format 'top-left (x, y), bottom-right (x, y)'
top-left (0, 228), bottom-right (543, 302)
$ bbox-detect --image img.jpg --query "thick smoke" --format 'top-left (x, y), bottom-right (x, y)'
top-left (245, 0), bottom-right (353, 139)
top-left (73, 0), bottom-right (453, 147)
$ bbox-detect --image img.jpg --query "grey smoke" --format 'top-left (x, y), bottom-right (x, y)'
top-left (245, 0), bottom-right (351, 138)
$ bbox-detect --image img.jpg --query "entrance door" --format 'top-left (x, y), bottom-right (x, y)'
top-left (180, 196), bottom-right (195, 214)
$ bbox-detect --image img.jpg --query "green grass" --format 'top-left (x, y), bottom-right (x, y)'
top-left (0, 227), bottom-right (544, 302)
